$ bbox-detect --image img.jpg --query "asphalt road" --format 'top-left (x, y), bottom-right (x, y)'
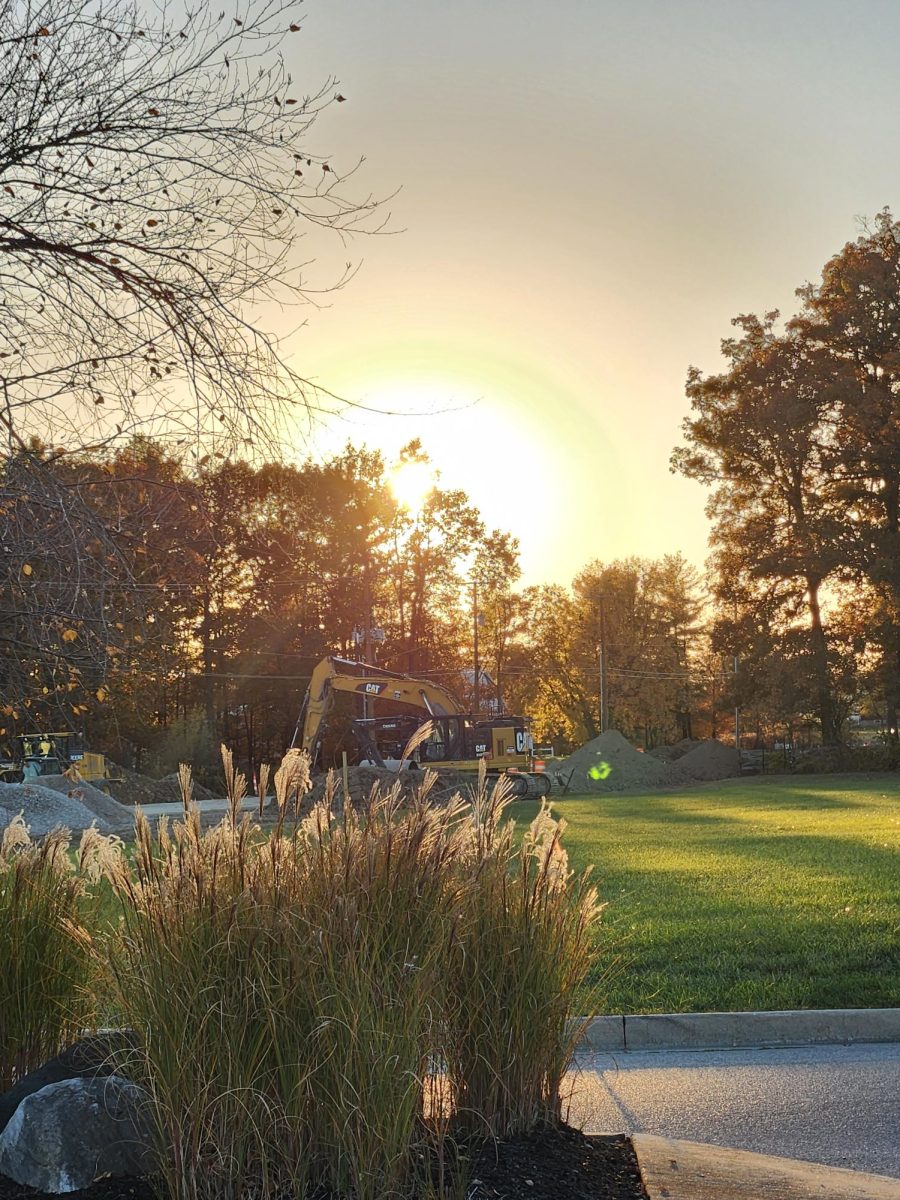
top-left (566, 1041), bottom-right (900, 1178)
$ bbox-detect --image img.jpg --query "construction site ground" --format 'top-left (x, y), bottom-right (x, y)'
top-left (0, 735), bottom-right (754, 840)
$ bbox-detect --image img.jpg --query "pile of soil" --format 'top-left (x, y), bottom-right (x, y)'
top-left (104, 768), bottom-right (217, 807)
top-left (0, 782), bottom-right (119, 835)
top-left (152, 773), bottom-right (218, 804)
top-left (0, 1126), bottom-right (648, 1200)
top-left (676, 738), bottom-right (741, 781)
top-left (553, 731), bottom-right (689, 793)
top-left (305, 764), bottom-right (475, 810)
top-left (647, 738), bottom-right (699, 762)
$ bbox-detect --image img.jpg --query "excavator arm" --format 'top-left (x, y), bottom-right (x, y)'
top-left (295, 657), bottom-right (462, 767)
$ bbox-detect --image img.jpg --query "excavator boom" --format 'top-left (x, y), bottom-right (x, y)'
top-left (295, 656), bottom-right (462, 765)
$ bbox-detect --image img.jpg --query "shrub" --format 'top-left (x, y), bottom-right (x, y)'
top-left (0, 817), bottom-right (113, 1090)
top-left (793, 744), bottom-right (896, 773)
top-left (146, 710), bottom-right (221, 782)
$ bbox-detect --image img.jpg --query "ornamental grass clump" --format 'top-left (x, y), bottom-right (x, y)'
top-left (106, 750), bottom-right (470, 1200)
top-left (107, 756), bottom-right (313, 1200)
top-left (105, 746), bottom-right (602, 1200)
top-left (0, 815), bottom-right (116, 1090)
top-left (445, 765), bottom-right (603, 1137)
top-left (293, 772), bottom-right (466, 1200)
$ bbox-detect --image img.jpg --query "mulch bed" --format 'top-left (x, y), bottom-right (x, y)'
top-left (470, 1124), bottom-right (648, 1200)
top-left (0, 1125), bottom-right (648, 1200)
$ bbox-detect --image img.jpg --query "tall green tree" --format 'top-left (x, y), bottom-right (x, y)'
top-left (386, 442), bottom-right (484, 679)
top-left (472, 531), bottom-right (522, 712)
top-left (673, 314), bottom-right (844, 743)
top-left (790, 210), bottom-right (900, 746)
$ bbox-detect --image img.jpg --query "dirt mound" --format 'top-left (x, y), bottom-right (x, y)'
top-left (553, 730), bottom-right (689, 792)
top-left (677, 739), bottom-right (740, 781)
top-left (0, 782), bottom-right (118, 835)
top-left (33, 775), bottom-right (134, 826)
top-left (648, 738), bottom-right (700, 762)
top-left (104, 767), bottom-right (217, 806)
top-left (305, 765), bottom-right (475, 810)
top-left (153, 773), bottom-right (218, 803)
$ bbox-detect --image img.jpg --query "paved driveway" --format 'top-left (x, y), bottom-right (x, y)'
top-left (567, 1041), bottom-right (900, 1178)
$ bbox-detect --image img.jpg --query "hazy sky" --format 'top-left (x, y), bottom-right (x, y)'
top-left (275, 0), bottom-right (900, 586)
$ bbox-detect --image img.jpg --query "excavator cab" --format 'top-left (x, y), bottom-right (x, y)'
top-left (353, 711), bottom-right (539, 774)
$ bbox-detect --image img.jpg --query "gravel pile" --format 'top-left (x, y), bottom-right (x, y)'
top-left (153, 773), bottom-right (218, 803)
top-left (553, 730), bottom-right (690, 792)
top-left (676, 739), bottom-right (741, 781)
top-left (32, 775), bottom-right (134, 827)
top-left (0, 782), bottom-right (119, 835)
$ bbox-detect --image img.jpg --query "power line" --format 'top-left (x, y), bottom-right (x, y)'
top-left (185, 664), bottom-right (733, 682)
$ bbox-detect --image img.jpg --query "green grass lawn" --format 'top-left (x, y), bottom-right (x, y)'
top-left (514, 773), bottom-right (900, 1015)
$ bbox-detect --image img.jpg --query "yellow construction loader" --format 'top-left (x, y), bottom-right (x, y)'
top-left (11, 732), bottom-right (122, 785)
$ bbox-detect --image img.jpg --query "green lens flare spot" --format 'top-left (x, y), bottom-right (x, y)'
top-left (588, 761), bottom-right (612, 781)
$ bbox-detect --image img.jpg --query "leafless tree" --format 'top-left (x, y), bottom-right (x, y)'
top-left (0, 0), bottom-right (376, 453)
top-left (0, 0), bottom-right (377, 725)
top-left (0, 448), bottom-right (137, 730)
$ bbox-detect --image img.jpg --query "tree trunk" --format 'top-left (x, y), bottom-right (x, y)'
top-left (243, 706), bottom-right (256, 783)
top-left (807, 577), bottom-right (840, 745)
top-left (886, 646), bottom-right (900, 762)
top-left (201, 583), bottom-right (215, 734)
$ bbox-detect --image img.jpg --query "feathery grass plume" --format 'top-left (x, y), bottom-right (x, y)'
top-left (76, 824), bottom-right (125, 885)
top-left (445, 774), bottom-right (603, 1137)
top-left (0, 821), bottom-right (101, 1090)
top-left (256, 762), bottom-right (270, 818)
top-left (1, 811), bottom-right (31, 858)
top-left (220, 745), bottom-right (247, 828)
top-left (400, 718), bottom-right (434, 768)
top-left (177, 763), bottom-right (194, 815)
top-left (272, 748), bottom-right (311, 833)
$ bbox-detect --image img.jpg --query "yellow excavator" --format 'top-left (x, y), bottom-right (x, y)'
top-left (293, 656), bottom-right (551, 797)
top-left (6, 733), bottom-right (122, 785)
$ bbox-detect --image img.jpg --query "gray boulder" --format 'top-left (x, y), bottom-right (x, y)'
top-left (0, 1075), bottom-right (155, 1193)
top-left (0, 1031), bottom-right (140, 1134)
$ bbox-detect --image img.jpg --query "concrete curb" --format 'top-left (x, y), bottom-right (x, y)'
top-left (576, 1007), bottom-right (900, 1052)
top-left (631, 1133), bottom-right (900, 1199)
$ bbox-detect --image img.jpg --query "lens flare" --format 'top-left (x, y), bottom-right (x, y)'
top-left (390, 460), bottom-right (435, 513)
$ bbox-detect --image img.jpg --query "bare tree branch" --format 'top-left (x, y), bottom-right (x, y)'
top-left (0, 0), bottom-right (380, 451)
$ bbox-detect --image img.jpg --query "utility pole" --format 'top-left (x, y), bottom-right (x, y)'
top-left (473, 580), bottom-right (480, 715)
top-left (598, 594), bottom-right (609, 734)
top-left (362, 556), bottom-right (373, 719)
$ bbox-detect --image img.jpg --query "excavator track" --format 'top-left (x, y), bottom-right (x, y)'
top-left (506, 771), bottom-right (552, 799)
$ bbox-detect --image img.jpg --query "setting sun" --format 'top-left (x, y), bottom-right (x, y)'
top-left (389, 458), bottom-right (435, 513)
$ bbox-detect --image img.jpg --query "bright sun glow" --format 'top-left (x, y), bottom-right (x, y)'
top-left (390, 459), bottom-right (435, 512)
